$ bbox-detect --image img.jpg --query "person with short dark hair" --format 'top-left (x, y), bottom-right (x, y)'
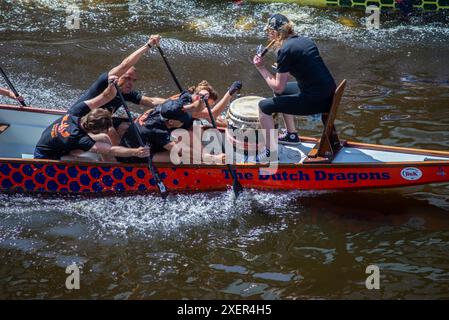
top-left (253, 14), bottom-right (336, 161)
top-left (69, 34), bottom-right (167, 145)
top-left (35, 78), bottom-right (149, 161)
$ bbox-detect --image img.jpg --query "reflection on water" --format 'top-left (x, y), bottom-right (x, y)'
top-left (1, 0), bottom-right (449, 299)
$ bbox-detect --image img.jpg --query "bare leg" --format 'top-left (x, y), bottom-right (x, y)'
top-left (259, 111), bottom-right (276, 149)
top-left (88, 133), bottom-right (116, 162)
top-left (282, 114), bottom-right (297, 134)
top-left (152, 151), bottom-right (172, 163)
top-left (65, 149), bottom-right (102, 162)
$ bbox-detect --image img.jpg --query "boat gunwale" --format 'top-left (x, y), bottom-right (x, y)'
top-left (2, 104), bottom-right (449, 166)
top-left (1, 156), bottom-right (449, 169)
top-left (0, 103), bottom-right (66, 116)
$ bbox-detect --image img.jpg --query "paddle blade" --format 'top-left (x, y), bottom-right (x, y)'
top-left (232, 179), bottom-right (243, 198)
top-left (157, 181), bottom-right (168, 199)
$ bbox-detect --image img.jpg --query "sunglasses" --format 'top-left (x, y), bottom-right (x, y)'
top-left (194, 94), bottom-right (215, 105)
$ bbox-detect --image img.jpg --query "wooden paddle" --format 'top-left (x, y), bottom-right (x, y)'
top-left (156, 45), bottom-right (243, 197)
top-left (0, 66), bottom-right (26, 107)
top-left (113, 82), bottom-right (168, 198)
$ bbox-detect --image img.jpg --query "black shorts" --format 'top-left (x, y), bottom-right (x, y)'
top-left (259, 82), bottom-right (334, 116)
top-left (33, 148), bottom-right (61, 160)
top-left (115, 126), bottom-right (165, 163)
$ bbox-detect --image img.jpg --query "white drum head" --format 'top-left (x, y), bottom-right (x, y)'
top-left (227, 96), bottom-right (264, 129)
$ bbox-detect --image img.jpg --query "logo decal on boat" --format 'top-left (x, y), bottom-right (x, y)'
top-left (400, 167), bottom-right (422, 181)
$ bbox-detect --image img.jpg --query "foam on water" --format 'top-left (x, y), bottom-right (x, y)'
top-left (1, 0), bottom-right (448, 49)
top-left (0, 190), bottom-right (328, 238)
top-left (0, 71), bottom-right (80, 109)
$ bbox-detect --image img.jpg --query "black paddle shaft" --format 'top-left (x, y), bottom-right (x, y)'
top-left (156, 45), bottom-right (242, 196)
top-left (113, 82), bottom-right (168, 196)
top-left (156, 46), bottom-right (183, 93)
top-left (203, 97), bottom-right (243, 196)
top-left (0, 67), bottom-right (26, 106)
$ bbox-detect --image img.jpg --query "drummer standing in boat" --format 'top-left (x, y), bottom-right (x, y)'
top-left (69, 34), bottom-right (167, 145)
top-left (253, 14), bottom-right (336, 161)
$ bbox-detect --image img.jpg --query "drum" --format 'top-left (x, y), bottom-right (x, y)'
top-left (226, 96), bottom-right (270, 152)
top-left (227, 96), bottom-right (264, 131)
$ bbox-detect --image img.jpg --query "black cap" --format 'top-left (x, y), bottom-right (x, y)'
top-left (160, 100), bottom-right (192, 123)
top-left (265, 14), bottom-right (289, 31)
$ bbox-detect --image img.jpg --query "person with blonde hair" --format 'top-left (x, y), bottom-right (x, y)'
top-left (253, 14), bottom-right (336, 161)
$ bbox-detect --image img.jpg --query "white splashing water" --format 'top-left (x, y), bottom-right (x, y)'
top-left (1, 0), bottom-right (448, 48)
top-left (0, 71), bottom-right (81, 109)
top-left (0, 190), bottom-right (328, 237)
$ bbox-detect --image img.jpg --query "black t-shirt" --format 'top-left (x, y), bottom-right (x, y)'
top-left (276, 35), bottom-right (336, 100)
top-left (116, 107), bottom-right (172, 163)
top-left (138, 107), bottom-right (173, 150)
top-left (117, 98), bottom-right (191, 163)
top-left (69, 72), bottom-right (143, 117)
top-left (35, 110), bottom-right (96, 160)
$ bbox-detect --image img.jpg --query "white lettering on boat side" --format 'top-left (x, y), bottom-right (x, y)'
top-left (400, 167), bottom-right (423, 181)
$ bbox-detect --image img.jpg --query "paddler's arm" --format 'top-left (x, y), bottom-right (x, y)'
top-left (253, 54), bottom-right (289, 94)
top-left (108, 34), bottom-right (161, 78)
top-left (0, 86), bottom-right (24, 102)
top-left (188, 92), bottom-right (231, 121)
top-left (90, 142), bottom-right (150, 158)
top-left (139, 96), bottom-right (167, 109)
top-left (83, 75), bottom-right (118, 111)
top-left (207, 81), bottom-right (242, 120)
top-left (209, 92), bottom-right (232, 119)
top-left (182, 97), bottom-right (206, 115)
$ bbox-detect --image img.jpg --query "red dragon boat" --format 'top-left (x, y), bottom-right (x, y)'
top-left (1, 80), bottom-right (449, 195)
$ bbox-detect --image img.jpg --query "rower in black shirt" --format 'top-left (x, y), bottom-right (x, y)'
top-left (69, 71), bottom-right (144, 117)
top-left (69, 34), bottom-right (167, 145)
top-left (117, 92), bottom-right (225, 164)
top-left (253, 14), bottom-right (336, 161)
top-left (35, 77), bottom-right (149, 162)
